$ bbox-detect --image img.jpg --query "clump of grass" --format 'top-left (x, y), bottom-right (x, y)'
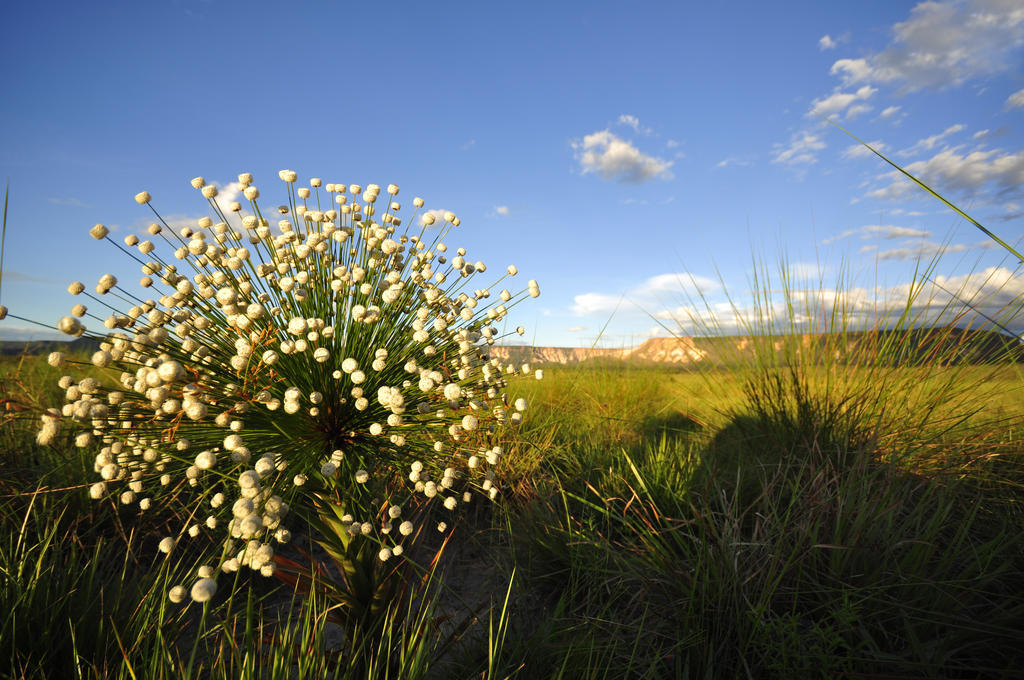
top-left (0, 488), bottom-right (197, 679)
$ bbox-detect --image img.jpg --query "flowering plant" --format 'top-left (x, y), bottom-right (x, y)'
top-left (32, 171), bottom-right (540, 604)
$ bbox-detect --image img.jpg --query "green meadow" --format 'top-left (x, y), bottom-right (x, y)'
top-left (2, 327), bottom-right (1022, 679)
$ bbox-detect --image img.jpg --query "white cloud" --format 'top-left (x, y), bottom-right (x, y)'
top-left (824, 224), bottom-right (931, 243)
top-left (617, 114), bottom-right (652, 135)
top-left (846, 103), bottom-right (873, 119)
top-left (213, 181), bottom-right (243, 212)
top-left (573, 130), bottom-right (674, 183)
top-left (665, 139), bottom-right (680, 148)
top-left (419, 208), bottom-right (452, 227)
top-left (632, 272), bottom-right (719, 296)
top-left (897, 124), bottom-right (965, 156)
top-left (974, 129), bottom-right (990, 139)
top-left (829, 0), bottom-right (1024, 91)
top-left (652, 266), bottom-right (1024, 336)
top-left (879, 105), bottom-right (902, 119)
top-left (572, 272), bottom-right (719, 317)
top-left (157, 214), bottom-right (203, 233)
top-left (1007, 87), bottom-right (1024, 109)
top-left (999, 201), bottom-right (1024, 221)
top-left (810, 85), bottom-right (877, 118)
top-left (716, 156), bottom-right (754, 168)
top-left (830, 58), bottom-right (873, 83)
top-left (566, 325), bottom-right (587, 332)
top-left (773, 131), bottom-right (826, 165)
top-left (876, 239), bottom-right (999, 261)
top-left (618, 114), bottom-right (640, 129)
top-left (571, 292), bottom-right (624, 315)
top-left (842, 140), bottom-right (888, 159)
top-left (819, 34), bottom-right (837, 50)
top-left (868, 146), bottom-right (1024, 202)
top-left (493, 205), bottom-right (510, 216)
top-left (788, 262), bottom-right (829, 280)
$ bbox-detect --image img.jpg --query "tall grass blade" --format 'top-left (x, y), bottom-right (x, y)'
top-left (819, 115), bottom-right (1024, 262)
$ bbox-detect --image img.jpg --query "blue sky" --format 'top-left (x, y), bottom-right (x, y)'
top-left (1, 0), bottom-right (1022, 346)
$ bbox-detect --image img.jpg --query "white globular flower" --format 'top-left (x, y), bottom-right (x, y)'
top-left (40, 169), bottom-right (539, 600)
top-left (190, 578), bottom-right (217, 603)
top-left (194, 450), bottom-right (217, 470)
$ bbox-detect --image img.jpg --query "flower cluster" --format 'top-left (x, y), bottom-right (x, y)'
top-left (38, 171), bottom-right (540, 603)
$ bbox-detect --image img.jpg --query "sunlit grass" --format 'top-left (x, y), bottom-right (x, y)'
top-left (2, 147), bottom-right (1023, 676)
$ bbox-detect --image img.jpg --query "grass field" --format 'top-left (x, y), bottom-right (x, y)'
top-left (2, 329), bottom-right (1022, 679)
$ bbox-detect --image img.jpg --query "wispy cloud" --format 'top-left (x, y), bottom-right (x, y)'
top-left (493, 205), bottom-right (510, 216)
top-left (571, 292), bottom-right (624, 315)
top-left (1006, 87), bottom-right (1024, 109)
top-left (809, 84), bottom-right (877, 118)
top-left (897, 124), bottom-right (965, 156)
top-left (876, 239), bottom-right (1000, 261)
top-left (824, 224), bottom-right (931, 244)
top-left (572, 272), bottom-right (719, 316)
top-left (879, 105), bottom-right (902, 120)
top-left (632, 272), bottom-right (719, 296)
top-left (772, 131), bottom-right (826, 165)
top-left (573, 129), bottom-right (674, 183)
top-left (617, 114), bottom-right (652, 135)
top-left (842, 141), bottom-right (888, 159)
top-left (716, 156), bottom-right (754, 168)
top-left (818, 34), bottom-right (838, 50)
top-left (846, 103), bottom-right (873, 119)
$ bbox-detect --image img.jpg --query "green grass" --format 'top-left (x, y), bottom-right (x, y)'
top-left (2, 148), bottom-right (1023, 677)
top-left (2, 328), bottom-right (1022, 678)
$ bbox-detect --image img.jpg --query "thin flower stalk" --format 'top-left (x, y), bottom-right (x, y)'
top-left (28, 171), bottom-right (540, 603)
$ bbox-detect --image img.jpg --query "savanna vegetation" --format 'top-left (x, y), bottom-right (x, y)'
top-left (2, 320), bottom-right (1022, 678)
